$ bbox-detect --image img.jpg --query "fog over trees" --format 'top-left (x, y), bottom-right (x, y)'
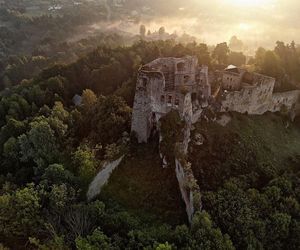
top-left (1, 1), bottom-right (300, 249)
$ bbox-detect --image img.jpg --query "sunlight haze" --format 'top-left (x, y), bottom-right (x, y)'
top-left (134, 0), bottom-right (298, 51)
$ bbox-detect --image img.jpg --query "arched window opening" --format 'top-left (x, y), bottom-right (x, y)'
top-left (177, 62), bottom-right (185, 72)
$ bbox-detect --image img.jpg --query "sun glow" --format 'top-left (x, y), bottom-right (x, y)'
top-left (230, 0), bottom-right (273, 7)
top-left (238, 23), bottom-right (252, 31)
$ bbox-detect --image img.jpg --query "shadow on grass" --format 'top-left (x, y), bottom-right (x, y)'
top-left (100, 138), bottom-right (187, 226)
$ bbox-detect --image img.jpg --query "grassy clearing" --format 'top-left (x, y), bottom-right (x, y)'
top-left (100, 112), bottom-right (300, 224)
top-left (190, 112), bottom-right (300, 190)
top-left (227, 113), bottom-right (300, 171)
top-left (100, 140), bottom-right (187, 225)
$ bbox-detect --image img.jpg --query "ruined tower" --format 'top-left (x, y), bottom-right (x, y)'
top-left (131, 56), bottom-right (211, 143)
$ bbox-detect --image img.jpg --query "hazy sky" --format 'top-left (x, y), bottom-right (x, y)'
top-left (136, 0), bottom-right (300, 49)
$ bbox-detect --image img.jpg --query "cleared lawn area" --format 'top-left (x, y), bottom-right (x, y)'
top-left (100, 140), bottom-right (187, 225)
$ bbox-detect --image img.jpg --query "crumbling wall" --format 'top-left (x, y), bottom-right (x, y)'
top-left (175, 93), bottom-right (202, 223)
top-left (222, 72), bottom-right (242, 91)
top-left (131, 71), bottom-right (166, 143)
top-left (87, 156), bottom-right (124, 201)
top-left (221, 77), bottom-right (275, 114)
top-left (196, 66), bottom-right (211, 98)
top-left (221, 74), bottom-right (300, 116)
top-left (174, 57), bottom-right (198, 87)
top-left (175, 119), bottom-right (201, 223)
top-left (175, 142), bottom-right (202, 224)
top-left (132, 60), bottom-right (195, 143)
top-left (175, 159), bottom-right (195, 223)
top-left (131, 76), bottom-right (153, 143)
top-left (270, 90), bottom-right (300, 113)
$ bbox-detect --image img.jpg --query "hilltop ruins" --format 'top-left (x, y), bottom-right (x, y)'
top-left (132, 56), bottom-right (300, 144)
top-left (131, 56), bottom-right (300, 222)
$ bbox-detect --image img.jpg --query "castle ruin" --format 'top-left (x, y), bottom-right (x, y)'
top-left (220, 65), bottom-right (300, 115)
top-left (131, 56), bottom-right (300, 223)
top-left (131, 56), bottom-right (210, 143)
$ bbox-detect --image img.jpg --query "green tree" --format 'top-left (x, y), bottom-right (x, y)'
top-left (90, 95), bottom-right (131, 145)
top-left (229, 36), bottom-right (244, 51)
top-left (254, 47), bottom-right (267, 70)
top-left (190, 212), bottom-right (234, 250)
top-left (140, 25), bottom-right (146, 38)
top-left (228, 51), bottom-right (246, 66)
top-left (81, 89), bottom-right (97, 111)
top-left (18, 116), bottom-right (60, 172)
top-left (0, 184), bottom-right (43, 244)
top-left (41, 164), bottom-right (75, 186)
top-left (213, 42), bottom-right (230, 65)
top-left (186, 42), bottom-right (211, 66)
top-left (204, 181), bottom-right (261, 249)
top-left (261, 51), bottom-right (283, 78)
top-left (160, 110), bottom-right (184, 162)
top-left (266, 213), bottom-right (291, 249)
top-left (75, 228), bottom-right (113, 250)
top-left (159, 27), bottom-right (166, 37)
top-left (155, 242), bottom-right (172, 250)
top-left (72, 145), bottom-right (97, 186)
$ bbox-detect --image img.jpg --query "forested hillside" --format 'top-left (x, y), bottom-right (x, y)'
top-left (0, 39), bottom-right (300, 249)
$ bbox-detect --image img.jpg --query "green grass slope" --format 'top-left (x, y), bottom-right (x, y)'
top-left (190, 112), bottom-right (300, 190)
top-left (100, 140), bottom-right (187, 225)
top-left (101, 112), bottom-right (300, 226)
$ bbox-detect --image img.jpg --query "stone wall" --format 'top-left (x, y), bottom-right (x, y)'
top-left (131, 59), bottom-right (197, 143)
top-left (175, 93), bottom-right (202, 223)
top-left (221, 73), bottom-right (300, 116)
top-left (222, 71), bottom-right (242, 91)
top-left (199, 66), bottom-right (211, 98)
top-left (174, 57), bottom-right (198, 87)
top-left (132, 56), bottom-right (300, 225)
top-left (221, 75), bottom-right (276, 114)
top-left (270, 90), bottom-right (300, 113)
top-left (175, 159), bottom-right (195, 223)
top-left (87, 156), bottom-right (124, 201)
top-left (175, 121), bottom-right (202, 223)
top-left (131, 75), bottom-right (154, 143)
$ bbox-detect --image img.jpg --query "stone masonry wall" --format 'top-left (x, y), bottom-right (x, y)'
top-left (175, 93), bottom-right (202, 224)
top-left (175, 159), bottom-right (195, 224)
top-left (87, 156), bottom-right (124, 201)
top-left (222, 72), bottom-right (242, 91)
top-left (131, 76), bottom-right (153, 143)
top-left (221, 76), bottom-right (276, 114)
top-left (270, 90), bottom-right (300, 113)
top-left (221, 76), bottom-right (300, 116)
top-left (132, 57), bottom-right (300, 225)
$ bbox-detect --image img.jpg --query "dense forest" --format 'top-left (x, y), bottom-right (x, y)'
top-left (0, 38), bottom-right (300, 249)
top-left (0, 0), bottom-right (140, 89)
top-left (1, 1), bottom-right (300, 249)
